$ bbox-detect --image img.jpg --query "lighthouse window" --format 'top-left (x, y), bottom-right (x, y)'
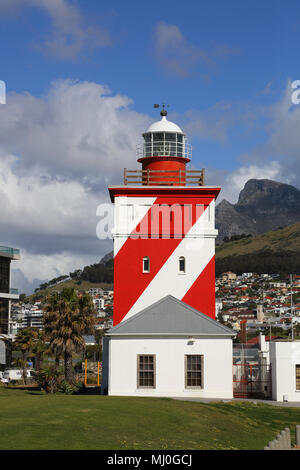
top-left (143, 257), bottom-right (150, 273)
top-left (165, 133), bottom-right (176, 142)
top-left (179, 257), bottom-right (186, 273)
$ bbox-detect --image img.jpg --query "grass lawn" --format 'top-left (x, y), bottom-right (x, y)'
top-left (1, 386), bottom-right (300, 450)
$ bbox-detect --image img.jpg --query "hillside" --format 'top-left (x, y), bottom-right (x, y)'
top-left (26, 279), bottom-right (113, 303)
top-left (215, 222), bottom-right (300, 275)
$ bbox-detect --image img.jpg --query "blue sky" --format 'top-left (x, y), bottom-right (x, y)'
top-left (0, 0), bottom-right (299, 292)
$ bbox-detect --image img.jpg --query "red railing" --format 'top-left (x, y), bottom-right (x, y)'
top-left (123, 168), bottom-right (205, 186)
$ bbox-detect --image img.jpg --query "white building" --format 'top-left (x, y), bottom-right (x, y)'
top-left (93, 298), bottom-right (106, 317)
top-left (88, 288), bottom-right (104, 296)
top-left (215, 299), bottom-right (223, 319)
top-left (269, 341), bottom-right (300, 402)
top-left (102, 296), bottom-right (235, 398)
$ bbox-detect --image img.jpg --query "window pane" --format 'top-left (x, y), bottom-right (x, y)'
top-left (138, 355), bottom-right (155, 388)
top-left (143, 257), bottom-right (150, 272)
top-left (186, 355), bottom-right (202, 388)
top-left (153, 133), bottom-right (164, 142)
top-left (179, 257), bottom-right (185, 272)
top-left (296, 365), bottom-right (300, 390)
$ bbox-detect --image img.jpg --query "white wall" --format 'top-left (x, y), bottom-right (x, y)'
top-left (108, 335), bottom-right (233, 398)
top-left (270, 341), bottom-right (300, 402)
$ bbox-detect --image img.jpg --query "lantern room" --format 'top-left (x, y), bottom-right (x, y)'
top-left (124, 108), bottom-right (204, 186)
top-left (137, 109), bottom-right (191, 161)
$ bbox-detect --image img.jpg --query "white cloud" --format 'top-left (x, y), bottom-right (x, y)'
top-left (14, 250), bottom-right (96, 284)
top-left (0, 153), bottom-right (106, 237)
top-left (0, 80), bottom-right (151, 182)
top-left (154, 21), bottom-right (239, 77)
top-left (31, 0), bottom-right (112, 60)
top-left (154, 22), bottom-right (211, 77)
top-left (1, 0), bottom-right (112, 60)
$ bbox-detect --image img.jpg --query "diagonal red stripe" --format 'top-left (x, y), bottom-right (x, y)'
top-left (181, 255), bottom-right (216, 319)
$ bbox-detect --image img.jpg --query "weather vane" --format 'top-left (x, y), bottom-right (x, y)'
top-left (154, 103), bottom-right (170, 117)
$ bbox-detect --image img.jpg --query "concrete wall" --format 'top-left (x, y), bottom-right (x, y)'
top-left (0, 340), bottom-right (5, 365)
top-left (270, 341), bottom-right (300, 402)
top-left (108, 335), bottom-right (233, 398)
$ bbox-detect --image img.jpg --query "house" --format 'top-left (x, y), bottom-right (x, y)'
top-left (221, 272), bottom-right (237, 282)
top-left (102, 296), bottom-right (235, 398)
top-left (269, 341), bottom-right (300, 402)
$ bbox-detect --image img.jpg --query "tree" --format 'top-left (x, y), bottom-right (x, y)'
top-left (13, 328), bottom-right (37, 385)
top-left (31, 330), bottom-right (48, 372)
top-left (44, 288), bottom-right (96, 382)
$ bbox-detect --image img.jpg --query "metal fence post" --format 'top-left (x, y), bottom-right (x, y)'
top-left (296, 425), bottom-right (300, 448)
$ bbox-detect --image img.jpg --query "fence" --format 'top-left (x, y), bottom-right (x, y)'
top-left (264, 425), bottom-right (300, 450)
top-left (233, 363), bottom-right (272, 399)
top-left (83, 360), bottom-right (101, 387)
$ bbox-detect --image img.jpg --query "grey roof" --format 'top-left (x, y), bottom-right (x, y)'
top-left (107, 295), bottom-right (235, 337)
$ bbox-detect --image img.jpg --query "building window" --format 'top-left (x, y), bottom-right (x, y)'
top-left (185, 355), bottom-right (203, 388)
top-left (143, 256), bottom-right (150, 273)
top-left (296, 365), bottom-right (300, 391)
top-left (137, 355), bottom-right (156, 388)
top-left (179, 256), bottom-right (185, 273)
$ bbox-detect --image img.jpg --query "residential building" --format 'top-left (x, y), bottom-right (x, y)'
top-left (0, 245), bottom-right (20, 335)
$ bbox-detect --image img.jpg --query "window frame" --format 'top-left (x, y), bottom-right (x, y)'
top-left (179, 256), bottom-right (186, 274)
top-left (296, 364), bottom-right (300, 391)
top-left (137, 354), bottom-right (156, 389)
top-left (184, 355), bottom-right (204, 389)
top-left (143, 256), bottom-right (150, 273)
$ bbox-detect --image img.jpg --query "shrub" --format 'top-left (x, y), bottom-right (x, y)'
top-left (36, 366), bottom-right (62, 394)
top-left (57, 379), bottom-right (83, 395)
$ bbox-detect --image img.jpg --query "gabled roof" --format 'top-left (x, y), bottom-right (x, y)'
top-left (107, 295), bottom-right (235, 337)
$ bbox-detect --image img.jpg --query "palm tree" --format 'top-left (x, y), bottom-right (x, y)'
top-left (31, 330), bottom-right (48, 372)
top-left (44, 287), bottom-right (96, 382)
top-left (13, 328), bottom-right (37, 385)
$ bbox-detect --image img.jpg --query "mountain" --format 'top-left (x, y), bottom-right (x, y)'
top-left (215, 222), bottom-right (300, 275)
top-left (99, 251), bottom-right (113, 264)
top-left (216, 179), bottom-right (300, 243)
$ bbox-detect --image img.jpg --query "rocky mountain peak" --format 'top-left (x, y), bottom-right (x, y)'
top-left (216, 178), bottom-right (300, 243)
top-left (237, 179), bottom-right (283, 206)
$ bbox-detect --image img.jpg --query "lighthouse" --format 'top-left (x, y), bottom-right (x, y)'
top-left (102, 107), bottom-right (235, 398)
top-left (109, 108), bottom-right (221, 326)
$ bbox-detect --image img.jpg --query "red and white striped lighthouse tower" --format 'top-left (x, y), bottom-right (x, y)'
top-left (109, 107), bottom-right (220, 326)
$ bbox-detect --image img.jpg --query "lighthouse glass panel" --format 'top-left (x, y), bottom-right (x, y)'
top-left (152, 133), bottom-right (164, 156)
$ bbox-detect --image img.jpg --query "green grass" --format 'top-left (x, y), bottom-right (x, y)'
top-left (0, 387), bottom-right (300, 450)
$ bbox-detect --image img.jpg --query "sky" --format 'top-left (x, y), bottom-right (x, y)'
top-left (0, 0), bottom-right (300, 293)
